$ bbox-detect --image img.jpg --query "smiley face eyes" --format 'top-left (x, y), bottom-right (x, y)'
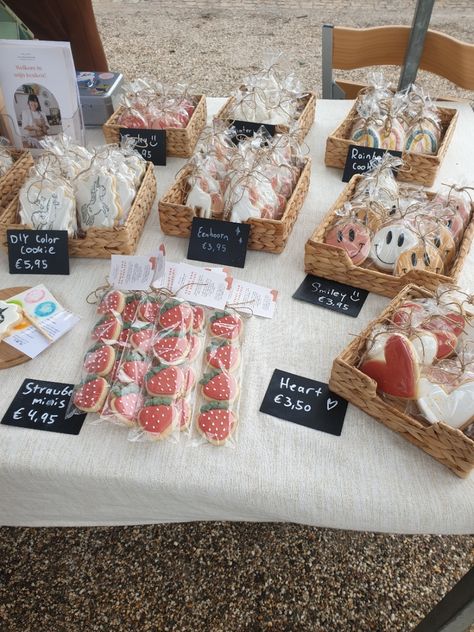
top-left (337, 228), bottom-right (356, 242)
top-left (348, 229), bottom-right (355, 242)
top-left (386, 230), bottom-right (393, 244)
top-left (398, 234), bottom-right (405, 247)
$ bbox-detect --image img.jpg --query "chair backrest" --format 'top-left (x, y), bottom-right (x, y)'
top-left (322, 25), bottom-right (474, 99)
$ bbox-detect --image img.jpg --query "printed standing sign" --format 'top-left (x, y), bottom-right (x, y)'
top-left (187, 217), bottom-right (250, 268)
top-left (1, 379), bottom-right (86, 435)
top-left (342, 144), bottom-right (402, 182)
top-left (293, 274), bottom-right (368, 318)
top-left (7, 229), bottom-right (69, 275)
top-left (260, 369), bottom-right (348, 436)
top-left (230, 120), bottom-right (276, 143)
top-left (119, 128), bottom-right (166, 166)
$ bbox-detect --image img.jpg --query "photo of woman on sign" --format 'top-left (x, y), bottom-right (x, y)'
top-left (20, 94), bottom-right (49, 147)
top-left (14, 84), bottom-right (62, 149)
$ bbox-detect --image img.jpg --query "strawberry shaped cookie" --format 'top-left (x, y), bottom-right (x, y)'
top-left (183, 366), bottom-right (196, 395)
top-left (192, 305), bottom-right (205, 332)
top-left (117, 352), bottom-right (151, 387)
top-left (159, 298), bottom-right (193, 333)
top-left (145, 365), bottom-right (185, 399)
top-left (200, 369), bottom-right (239, 403)
top-left (97, 290), bottom-right (126, 316)
top-left (206, 340), bottom-right (240, 371)
top-left (122, 295), bottom-right (142, 324)
top-left (83, 345), bottom-right (116, 377)
top-left (209, 311), bottom-right (242, 340)
top-left (137, 397), bottom-right (177, 440)
top-left (92, 314), bottom-right (122, 343)
top-left (73, 376), bottom-right (109, 413)
top-left (129, 324), bottom-right (155, 354)
top-left (108, 383), bottom-right (144, 426)
top-left (138, 296), bottom-right (162, 324)
top-left (197, 402), bottom-right (238, 445)
top-left (153, 332), bottom-right (190, 365)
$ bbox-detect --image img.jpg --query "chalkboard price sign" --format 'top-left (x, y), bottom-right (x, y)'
top-left (187, 217), bottom-right (250, 268)
top-left (119, 128), bottom-right (167, 166)
top-left (1, 379), bottom-right (86, 435)
top-left (342, 144), bottom-right (402, 182)
top-left (7, 229), bottom-right (69, 275)
top-left (230, 120), bottom-right (276, 143)
top-left (293, 274), bottom-right (368, 318)
top-left (260, 369), bottom-right (348, 436)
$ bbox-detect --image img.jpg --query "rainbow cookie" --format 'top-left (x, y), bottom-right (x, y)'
top-left (405, 121), bottom-right (440, 155)
top-left (379, 119), bottom-right (406, 151)
top-left (351, 126), bottom-right (381, 148)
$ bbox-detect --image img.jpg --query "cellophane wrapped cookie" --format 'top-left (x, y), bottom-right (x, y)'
top-left (184, 125), bottom-right (306, 224)
top-left (0, 138), bottom-right (14, 176)
top-left (126, 296), bottom-right (206, 443)
top-left (117, 79), bottom-right (198, 130)
top-left (68, 288), bottom-right (143, 418)
top-left (357, 285), bottom-right (474, 436)
top-left (323, 155), bottom-right (473, 277)
top-left (192, 309), bottom-right (244, 447)
top-left (349, 73), bottom-right (443, 156)
top-left (228, 51), bottom-right (308, 127)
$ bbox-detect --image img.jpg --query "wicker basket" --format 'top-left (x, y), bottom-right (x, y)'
top-left (325, 104), bottom-right (458, 187)
top-left (305, 175), bottom-right (474, 298)
top-left (214, 92), bottom-right (316, 141)
top-left (0, 162), bottom-right (156, 258)
top-left (159, 157), bottom-right (311, 254)
top-left (0, 150), bottom-right (34, 216)
top-left (329, 284), bottom-right (474, 478)
top-left (102, 95), bottom-right (207, 158)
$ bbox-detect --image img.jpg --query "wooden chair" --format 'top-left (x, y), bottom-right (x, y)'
top-left (322, 25), bottom-right (474, 99)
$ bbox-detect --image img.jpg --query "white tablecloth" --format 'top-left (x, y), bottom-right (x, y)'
top-left (1, 98), bottom-right (473, 533)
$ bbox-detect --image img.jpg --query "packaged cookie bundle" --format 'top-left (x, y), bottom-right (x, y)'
top-left (358, 286), bottom-right (474, 437)
top-left (349, 73), bottom-right (442, 155)
top-left (323, 156), bottom-right (472, 278)
top-left (193, 309), bottom-right (244, 447)
top-left (224, 52), bottom-right (310, 127)
top-left (0, 139), bottom-right (14, 176)
top-left (185, 126), bottom-right (306, 224)
top-left (116, 79), bottom-right (198, 130)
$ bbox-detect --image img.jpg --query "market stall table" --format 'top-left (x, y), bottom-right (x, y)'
top-left (0, 99), bottom-right (473, 533)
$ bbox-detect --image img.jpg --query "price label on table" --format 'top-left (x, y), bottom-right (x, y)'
top-left (260, 369), bottom-right (348, 436)
top-left (119, 127), bottom-right (166, 166)
top-left (230, 119), bottom-right (276, 143)
top-left (342, 144), bottom-right (402, 182)
top-left (7, 230), bottom-right (69, 275)
top-left (187, 217), bottom-right (250, 268)
top-left (293, 274), bottom-right (368, 318)
top-left (1, 379), bottom-right (86, 435)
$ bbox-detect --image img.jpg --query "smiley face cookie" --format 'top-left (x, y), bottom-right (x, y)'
top-left (370, 223), bottom-right (419, 272)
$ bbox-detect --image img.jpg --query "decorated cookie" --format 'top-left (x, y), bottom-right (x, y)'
top-left (206, 340), bottom-right (240, 372)
top-left (159, 299), bottom-right (193, 333)
top-left (394, 243), bottom-right (444, 276)
top-left (153, 333), bottom-right (191, 365)
top-left (370, 223), bottom-right (419, 272)
top-left (0, 300), bottom-right (23, 340)
top-left (183, 366), bottom-right (196, 395)
top-left (129, 325), bottom-right (155, 354)
top-left (192, 305), bottom-right (206, 332)
top-left (325, 220), bottom-right (371, 266)
top-left (145, 365), bottom-right (184, 398)
top-left (200, 369), bottom-right (239, 402)
top-left (97, 290), bottom-right (126, 316)
top-left (91, 315), bottom-right (122, 343)
top-left (122, 295), bottom-right (142, 323)
top-left (73, 376), bottom-right (109, 413)
top-left (197, 402), bottom-right (238, 445)
top-left (417, 378), bottom-right (474, 428)
top-left (116, 352), bottom-right (151, 387)
top-left (83, 345), bottom-right (116, 377)
top-left (108, 383), bottom-right (144, 426)
top-left (405, 121), bottom-right (439, 155)
top-left (75, 171), bottom-right (121, 229)
top-left (138, 297), bottom-right (161, 323)
top-left (137, 398), bottom-right (177, 439)
top-left (360, 333), bottom-right (420, 399)
top-left (187, 181), bottom-right (213, 218)
top-left (209, 311), bottom-right (242, 340)
top-left (351, 125), bottom-right (381, 148)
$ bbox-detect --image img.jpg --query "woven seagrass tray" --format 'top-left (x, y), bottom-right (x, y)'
top-left (103, 95), bottom-right (207, 158)
top-left (0, 162), bottom-right (156, 258)
top-left (159, 156), bottom-right (311, 254)
top-left (214, 92), bottom-right (316, 141)
top-left (329, 284), bottom-right (474, 478)
top-left (325, 104), bottom-right (458, 187)
top-left (305, 174), bottom-right (474, 298)
top-left (0, 150), bottom-right (34, 216)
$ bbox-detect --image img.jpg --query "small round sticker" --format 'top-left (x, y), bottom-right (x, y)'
top-left (25, 288), bottom-right (46, 303)
top-left (34, 301), bottom-right (57, 318)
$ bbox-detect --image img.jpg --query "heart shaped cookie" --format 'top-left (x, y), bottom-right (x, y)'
top-left (417, 378), bottom-right (474, 428)
top-left (360, 333), bottom-right (420, 398)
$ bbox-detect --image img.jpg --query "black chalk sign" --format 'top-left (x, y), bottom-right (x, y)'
top-left (1, 379), bottom-right (86, 435)
top-left (342, 144), bottom-right (402, 182)
top-left (230, 120), bottom-right (276, 143)
top-left (187, 217), bottom-right (250, 268)
top-left (7, 229), bottom-right (69, 275)
top-left (260, 369), bottom-right (348, 436)
top-left (119, 127), bottom-right (166, 166)
top-left (293, 274), bottom-right (368, 318)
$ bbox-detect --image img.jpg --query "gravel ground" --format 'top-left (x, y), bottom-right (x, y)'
top-left (1, 3), bottom-right (473, 632)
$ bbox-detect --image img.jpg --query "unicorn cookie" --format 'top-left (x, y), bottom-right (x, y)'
top-left (75, 171), bottom-right (121, 229)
